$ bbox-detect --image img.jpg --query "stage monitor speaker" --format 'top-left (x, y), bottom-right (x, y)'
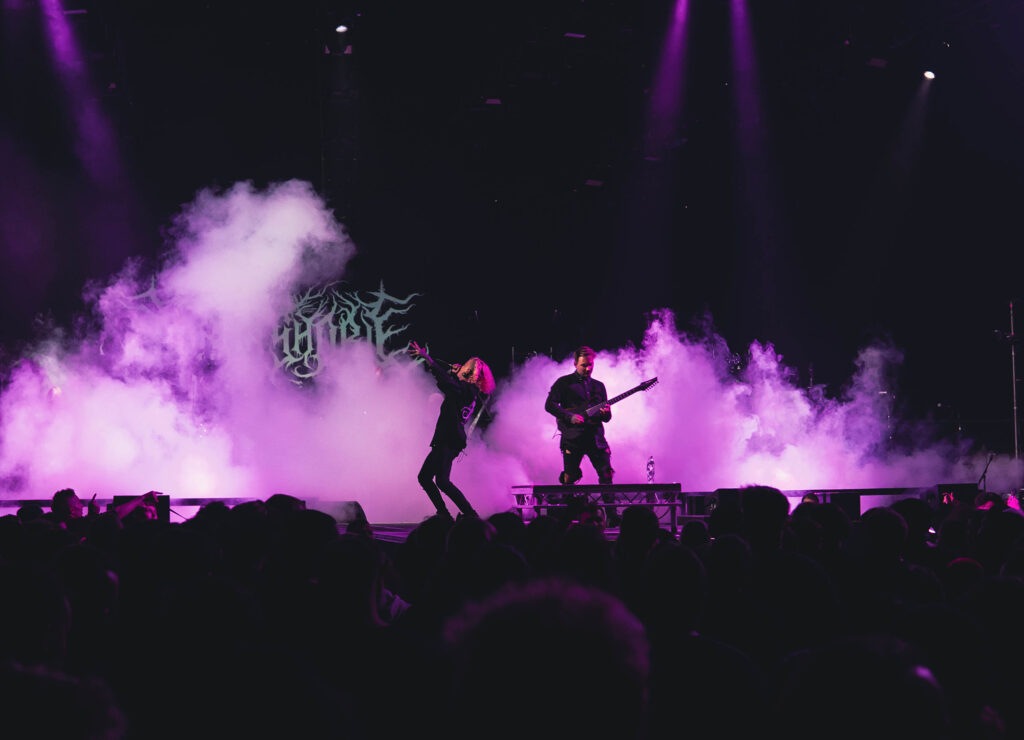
top-left (112, 494), bottom-right (170, 523)
top-left (706, 488), bottom-right (742, 514)
top-left (825, 492), bottom-right (861, 521)
top-left (685, 492), bottom-right (714, 516)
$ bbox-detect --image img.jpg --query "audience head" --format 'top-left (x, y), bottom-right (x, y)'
top-left (553, 520), bottom-right (615, 590)
top-left (740, 484), bottom-right (791, 553)
top-left (775, 633), bottom-right (953, 740)
top-left (707, 490), bottom-right (743, 538)
top-left (617, 504), bottom-right (661, 548)
top-left (486, 510), bottom-right (529, 558)
top-left (638, 540), bottom-right (708, 636)
top-left (576, 501), bottom-right (607, 529)
top-left (17, 503), bottom-right (45, 524)
top-left (848, 505), bottom-right (909, 564)
top-left (445, 514), bottom-right (497, 561)
top-left (0, 661), bottom-right (127, 739)
top-left (442, 576), bottom-right (650, 740)
top-left (50, 488), bottom-right (85, 523)
top-left (890, 496), bottom-right (936, 541)
top-left (0, 561), bottom-right (73, 668)
top-left (264, 493), bottom-right (307, 520)
top-left (678, 518), bottom-right (710, 553)
top-left (0, 514), bottom-right (29, 562)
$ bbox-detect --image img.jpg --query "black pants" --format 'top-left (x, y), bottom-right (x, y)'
top-left (418, 444), bottom-right (477, 518)
top-left (558, 437), bottom-right (614, 485)
top-left (558, 437), bottom-right (618, 522)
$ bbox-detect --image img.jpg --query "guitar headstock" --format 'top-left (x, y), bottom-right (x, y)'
top-left (641, 377), bottom-right (658, 391)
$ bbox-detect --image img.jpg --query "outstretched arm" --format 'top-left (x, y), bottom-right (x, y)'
top-left (109, 491), bottom-right (160, 521)
top-left (408, 340), bottom-right (440, 372)
top-left (408, 340), bottom-right (438, 366)
top-left (408, 341), bottom-right (459, 374)
top-left (409, 343), bottom-right (467, 401)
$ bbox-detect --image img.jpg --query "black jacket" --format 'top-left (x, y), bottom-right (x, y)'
top-left (544, 371), bottom-right (611, 445)
top-left (424, 357), bottom-right (481, 451)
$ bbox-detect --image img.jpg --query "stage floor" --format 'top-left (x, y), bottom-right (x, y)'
top-left (0, 484), bottom-right (944, 546)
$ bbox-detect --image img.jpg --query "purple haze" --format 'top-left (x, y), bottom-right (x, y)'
top-left (0, 181), bottom-right (1020, 522)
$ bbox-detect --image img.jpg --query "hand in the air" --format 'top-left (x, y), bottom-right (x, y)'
top-left (408, 341), bottom-right (426, 358)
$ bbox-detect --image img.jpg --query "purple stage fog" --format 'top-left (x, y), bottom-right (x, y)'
top-left (1, 0), bottom-right (1022, 523)
top-left (0, 182), bottom-right (1019, 524)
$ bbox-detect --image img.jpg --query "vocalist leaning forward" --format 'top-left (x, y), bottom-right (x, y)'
top-left (408, 340), bottom-right (496, 521)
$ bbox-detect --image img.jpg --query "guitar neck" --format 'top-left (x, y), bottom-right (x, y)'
top-left (606, 387), bottom-right (641, 407)
top-left (585, 379), bottom-right (655, 417)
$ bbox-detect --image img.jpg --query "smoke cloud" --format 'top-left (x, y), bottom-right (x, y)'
top-left (1, 180), bottom-right (1020, 523)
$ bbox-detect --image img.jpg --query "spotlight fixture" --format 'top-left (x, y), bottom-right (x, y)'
top-left (923, 70), bottom-right (935, 79)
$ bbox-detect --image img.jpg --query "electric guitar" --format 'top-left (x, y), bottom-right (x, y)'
top-left (583, 377), bottom-right (658, 418)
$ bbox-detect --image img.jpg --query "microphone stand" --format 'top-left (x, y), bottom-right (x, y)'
top-left (994, 300), bottom-right (1020, 461)
top-left (979, 452), bottom-right (996, 493)
top-left (1010, 301), bottom-right (1020, 460)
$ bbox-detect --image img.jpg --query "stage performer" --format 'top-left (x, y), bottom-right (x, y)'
top-left (544, 345), bottom-right (620, 525)
top-left (408, 340), bottom-right (495, 521)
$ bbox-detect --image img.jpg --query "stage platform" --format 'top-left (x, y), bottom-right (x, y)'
top-left (509, 483), bottom-right (952, 536)
top-left (511, 483), bottom-right (687, 533)
top-left (0, 482), bottom-right (972, 544)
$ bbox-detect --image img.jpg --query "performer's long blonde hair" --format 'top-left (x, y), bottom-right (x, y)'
top-left (457, 357), bottom-right (496, 395)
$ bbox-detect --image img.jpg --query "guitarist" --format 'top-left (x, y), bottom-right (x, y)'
top-left (544, 345), bottom-right (619, 525)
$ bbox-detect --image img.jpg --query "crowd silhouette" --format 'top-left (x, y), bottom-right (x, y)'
top-left (2, 483), bottom-right (1024, 739)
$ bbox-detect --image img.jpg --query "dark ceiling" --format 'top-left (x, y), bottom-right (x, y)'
top-left (3, 0), bottom-right (1023, 449)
